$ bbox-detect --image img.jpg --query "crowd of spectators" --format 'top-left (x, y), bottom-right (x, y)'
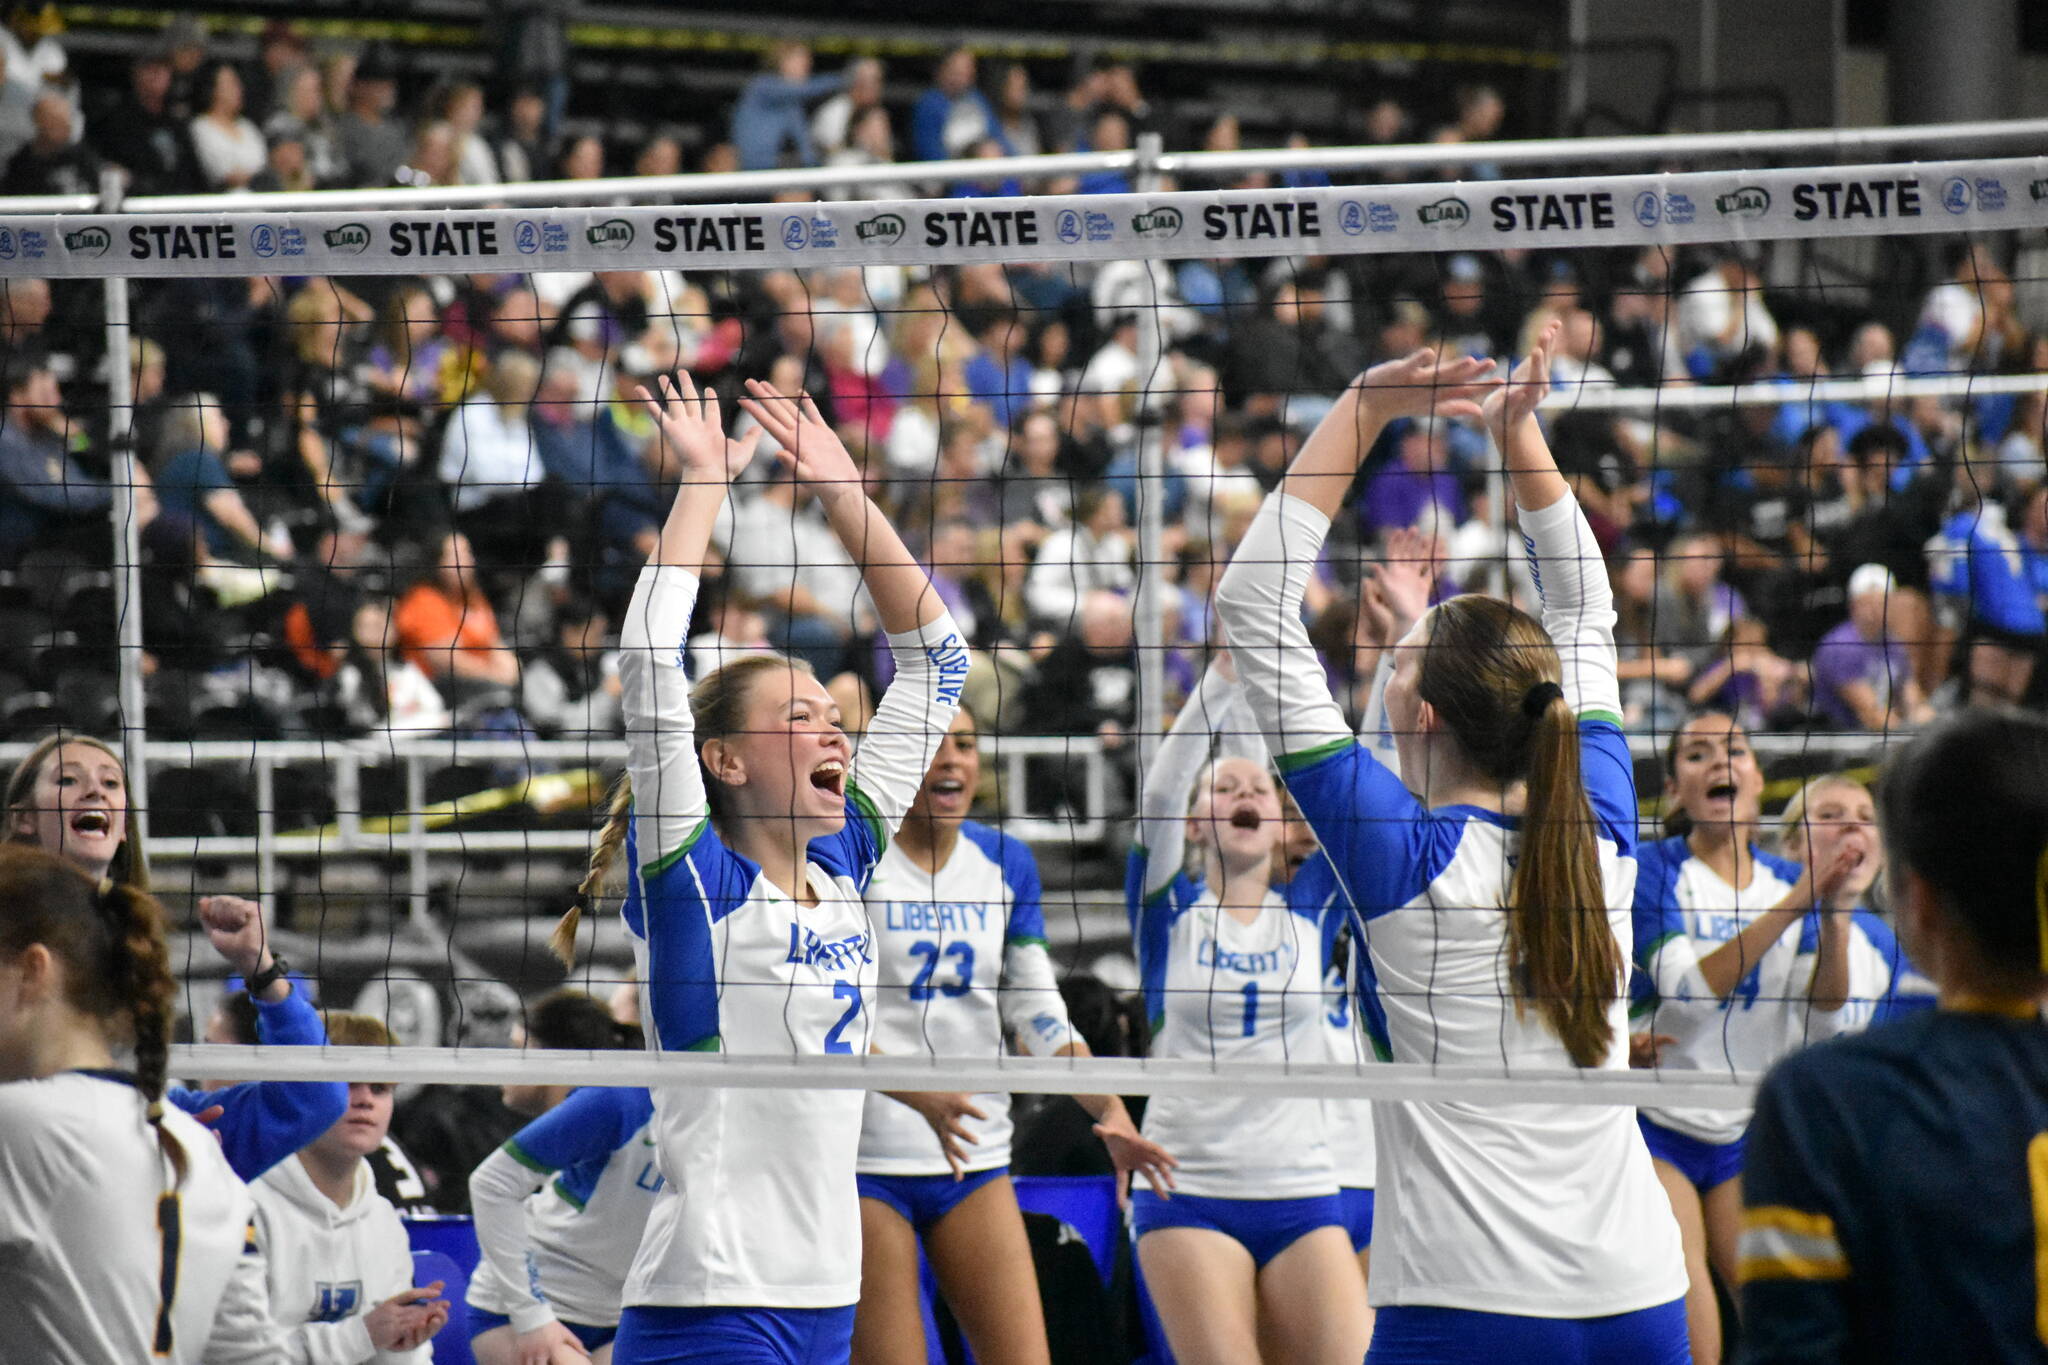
top-left (0, 10), bottom-right (2044, 773)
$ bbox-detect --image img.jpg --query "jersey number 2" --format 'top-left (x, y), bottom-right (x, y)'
top-left (825, 982), bottom-right (863, 1054)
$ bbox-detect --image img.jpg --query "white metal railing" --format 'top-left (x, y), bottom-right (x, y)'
top-left (8, 114), bottom-right (2048, 216)
top-left (1, 734), bottom-right (1113, 918)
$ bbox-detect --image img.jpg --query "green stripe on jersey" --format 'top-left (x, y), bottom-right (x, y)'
top-left (847, 781), bottom-right (887, 853)
top-left (1578, 708), bottom-right (1625, 727)
top-left (642, 814), bottom-right (710, 876)
top-left (551, 1176), bottom-right (587, 1211)
top-left (503, 1139), bottom-right (554, 1175)
top-left (1275, 736), bottom-right (1356, 774)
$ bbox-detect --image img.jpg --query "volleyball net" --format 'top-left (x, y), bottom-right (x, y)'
top-left (5, 151), bottom-right (2043, 1103)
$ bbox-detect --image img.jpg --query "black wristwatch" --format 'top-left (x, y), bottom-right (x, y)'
top-left (245, 954), bottom-right (291, 998)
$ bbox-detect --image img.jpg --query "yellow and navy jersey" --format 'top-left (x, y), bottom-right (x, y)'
top-left (1741, 1005), bottom-right (2048, 1363)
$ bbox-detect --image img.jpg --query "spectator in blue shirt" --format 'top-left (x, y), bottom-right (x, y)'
top-left (962, 308), bottom-right (1034, 432)
top-left (1074, 109), bottom-right (1133, 195)
top-left (0, 350), bottom-right (128, 568)
top-left (152, 394), bottom-right (280, 565)
top-left (730, 41), bottom-right (843, 171)
top-left (530, 365), bottom-right (664, 563)
top-left (1927, 464), bottom-right (2045, 707)
top-left (910, 46), bottom-right (994, 163)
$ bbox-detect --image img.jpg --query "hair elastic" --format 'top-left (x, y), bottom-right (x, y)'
top-left (1521, 681), bottom-right (1564, 718)
top-left (96, 875), bottom-right (114, 903)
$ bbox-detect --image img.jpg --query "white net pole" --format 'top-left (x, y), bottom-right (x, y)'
top-left (97, 166), bottom-right (149, 834)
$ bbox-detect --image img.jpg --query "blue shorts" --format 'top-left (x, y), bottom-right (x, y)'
top-left (1366, 1299), bottom-right (1689, 1365)
top-left (613, 1305), bottom-right (855, 1364)
top-left (1638, 1115), bottom-right (1746, 1193)
top-left (856, 1166), bottom-right (1006, 1232)
top-left (1130, 1190), bottom-right (1345, 1269)
top-left (1339, 1186), bottom-right (1375, 1252)
top-left (467, 1308), bottom-right (617, 1350)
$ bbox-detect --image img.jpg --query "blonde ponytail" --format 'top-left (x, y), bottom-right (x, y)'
top-left (552, 775), bottom-right (634, 968)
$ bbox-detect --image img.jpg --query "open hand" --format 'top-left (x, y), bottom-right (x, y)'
top-left (1370, 526), bottom-right (1437, 641)
top-left (1459, 320), bottom-right (1558, 443)
top-left (890, 1091), bottom-right (987, 1179)
top-left (1094, 1106), bottom-right (1178, 1205)
top-left (516, 1320), bottom-right (592, 1365)
top-left (638, 372), bottom-right (759, 483)
top-left (738, 379), bottom-right (863, 506)
top-left (1353, 347), bottom-right (1500, 424)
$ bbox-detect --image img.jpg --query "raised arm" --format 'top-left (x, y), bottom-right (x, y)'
top-left (1133, 662), bottom-right (1238, 898)
top-left (619, 375), bottom-right (762, 865)
top-left (1469, 323), bottom-right (1621, 724)
top-left (741, 379), bottom-right (968, 840)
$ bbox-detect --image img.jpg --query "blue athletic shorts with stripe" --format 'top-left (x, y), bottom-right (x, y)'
top-left (613, 1305), bottom-right (856, 1364)
top-left (1129, 1189), bottom-right (1345, 1269)
top-left (1365, 1299), bottom-right (1690, 1364)
top-left (856, 1166), bottom-right (1006, 1232)
top-left (467, 1309), bottom-right (617, 1351)
top-left (1339, 1186), bottom-right (1375, 1252)
top-left (1638, 1114), bottom-right (1746, 1193)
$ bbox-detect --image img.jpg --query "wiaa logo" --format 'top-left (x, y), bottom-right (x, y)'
top-left (62, 226), bottom-right (110, 257)
top-left (1417, 197), bottom-right (1469, 229)
top-left (322, 223), bottom-right (371, 254)
top-left (587, 219), bottom-right (635, 250)
top-left (1130, 208), bottom-right (1183, 238)
top-left (855, 213), bottom-right (905, 243)
top-left (2032, 178), bottom-right (2048, 203)
top-left (1713, 187), bottom-right (1769, 218)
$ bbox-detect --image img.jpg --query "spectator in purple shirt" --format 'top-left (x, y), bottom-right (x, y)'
top-left (1810, 563), bottom-right (1934, 730)
top-left (1359, 417), bottom-right (1464, 537)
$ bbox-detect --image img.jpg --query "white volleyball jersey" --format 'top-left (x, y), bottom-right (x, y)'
top-left (251, 1154), bottom-right (430, 1363)
top-left (858, 822), bottom-right (1076, 1175)
top-left (616, 564), bottom-right (966, 1310)
top-left (467, 1087), bottom-right (660, 1332)
top-left (1217, 488), bottom-right (1688, 1319)
top-left (1322, 919), bottom-right (1380, 1190)
top-left (1128, 854), bottom-right (1343, 1200)
top-left (0, 1071), bottom-right (270, 1365)
top-left (1632, 836), bottom-right (1817, 1144)
top-left (1835, 909), bottom-right (1938, 1031)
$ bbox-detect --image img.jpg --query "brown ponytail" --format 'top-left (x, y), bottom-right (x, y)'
top-left (0, 846), bottom-right (185, 1178)
top-left (551, 652), bottom-right (813, 967)
top-left (1419, 596), bottom-right (1623, 1068)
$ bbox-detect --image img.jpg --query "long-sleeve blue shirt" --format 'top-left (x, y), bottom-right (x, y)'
top-left (169, 983), bottom-right (348, 1181)
top-left (731, 72), bottom-right (843, 171)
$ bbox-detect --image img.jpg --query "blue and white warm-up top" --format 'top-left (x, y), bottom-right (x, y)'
top-left (1214, 486), bottom-right (1687, 1319)
top-left (1125, 663), bottom-right (1349, 1201)
top-left (615, 563), bottom-right (967, 1310)
top-left (468, 1086), bottom-right (661, 1333)
top-left (1632, 837), bottom-right (1832, 1146)
top-left (857, 821), bottom-right (1077, 1176)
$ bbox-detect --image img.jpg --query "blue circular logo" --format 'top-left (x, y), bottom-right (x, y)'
top-left (1941, 177), bottom-right (1971, 214)
top-left (251, 225), bottom-right (277, 258)
top-left (1338, 201), bottom-right (1366, 236)
top-left (0, 228), bottom-right (17, 260)
top-left (1633, 191), bottom-right (1661, 228)
top-left (1055, 210), bottom-right (1081, 244)
top-left (782, 216), bottom-right (809, 250)
top-left (514, 220), bottom-right (541, 254)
